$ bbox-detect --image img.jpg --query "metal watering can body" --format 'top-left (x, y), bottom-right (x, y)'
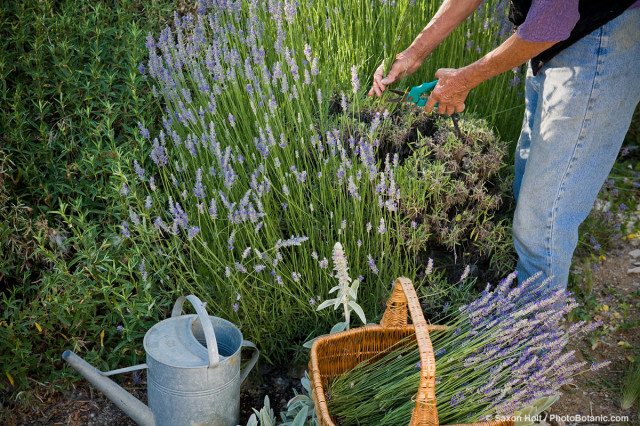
top-left (62, 295), bottom-right (259, 426)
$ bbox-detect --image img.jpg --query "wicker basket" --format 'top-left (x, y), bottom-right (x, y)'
top-left (309, 277), bottom-right (514, 426)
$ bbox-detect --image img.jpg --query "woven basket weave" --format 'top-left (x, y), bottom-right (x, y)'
top-left (309, 277), bottom-right (514, 426)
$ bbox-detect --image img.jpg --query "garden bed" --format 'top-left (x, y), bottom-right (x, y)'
top-left (3, 235), bottom-right (639, 425)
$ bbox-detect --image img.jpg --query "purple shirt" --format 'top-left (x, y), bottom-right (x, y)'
top-left (517, 0), bottom-right (640, 42)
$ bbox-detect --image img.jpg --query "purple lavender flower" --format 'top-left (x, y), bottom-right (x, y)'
top-left (319, 258), bottom-right (328, 269)
top-left (350, 65), bottom-right (360, 94)
top-left (232, 302), bottom-right (239, 312)
top-left (590, 360), bottom-right (611, 372)
top-left (138, 121), bottom-right (150, 139)
top-left (366, 222), bottom-right (372, 233)
top-left (619, 203), bottom-right (627, 211)
top-left (138, 63), bottom-right (146, 75)
top-left (121, 221), bottom-right (130, 238)
top-left (460, 265), bottom-right (470, 282)
top-left (139, 259), bottom-right (148, 281)
top-left (227, 230), bottom-right (236, 251)
top-left (150, 139), bottom-right (168, 167)
top-left (426, 258), bottom-right (434, 275)
top-left (274, 235), bottom-right (309, 249)
top-left (208, 198), bottom-right (218, 219)
top-left (133, 371), bottom-right (142, 385)
top-left (242, 247), bottom-right (251, 259)
top-left (234, 262), bottom-right (247, 273)
top-left (145, 196), bottom-right (152, 209)
top-left (192, 168), bottom-right (206, 199)
top-left (117, 325), bottom-right (124, 332)
top-left (153, 216), bottom-right (167, 233)
top-left (129, 209), bottom-right (140, 226)
top-left (347, 176), bottom-right (360, 200)
top-left (120, 183), bottom-right (130, 196)
top-left (228, 113), bottom-right (236, 128)
top-left (367, 254), bottom-right (379, 275)
top-left (133, 160), bottom-right (145, 181)
top-left (309, 298), bottom-right (315, 305)
top-left (187, 226), bottom-right (200, 241)
top-left (377, 217), bottom-right (386, 234)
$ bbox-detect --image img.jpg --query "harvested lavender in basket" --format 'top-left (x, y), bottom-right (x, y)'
top-left (325, 271), bottom-right (604, 425)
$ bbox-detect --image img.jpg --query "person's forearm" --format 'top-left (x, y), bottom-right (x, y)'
top-left (406, 0), bottom-right (484, 61)
top-left (461, 33), bottom-right (558, 87)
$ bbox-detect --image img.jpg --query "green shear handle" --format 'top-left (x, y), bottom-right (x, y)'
top-left (388, 79), bottom-right (438, 107)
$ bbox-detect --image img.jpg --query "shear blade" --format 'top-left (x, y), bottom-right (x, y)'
top-left (387, 89), bottom-right (408, 103)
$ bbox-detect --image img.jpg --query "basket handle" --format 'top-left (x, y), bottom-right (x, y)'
top-left (381, 277), bottom-right (440, 426)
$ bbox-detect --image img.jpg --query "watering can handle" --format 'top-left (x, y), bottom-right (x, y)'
top-left (172, 295), bottom-right (220, 368)
top-left (239, 340), bottom-right (259, 383)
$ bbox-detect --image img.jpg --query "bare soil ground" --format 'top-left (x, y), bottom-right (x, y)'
top-left (543, 237), bottom-right (640, 426)
top-left (3, 240), bottom-right (639, 426)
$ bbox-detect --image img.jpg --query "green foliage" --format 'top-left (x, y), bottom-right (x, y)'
top-left (246, 395), bottom-right (277, 426)
top-left (0, 150), bottom-right (45, 285)
top-left (280, 373), bottom-right (318, 425)
top-left (0, 0), bottom-right (177, 389)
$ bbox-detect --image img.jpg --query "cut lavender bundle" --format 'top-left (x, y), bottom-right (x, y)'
top-left (325, 271), bottom-right (602, 425)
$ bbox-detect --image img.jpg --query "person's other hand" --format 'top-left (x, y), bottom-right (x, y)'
top-left (424, 68), bottom-right (471, 115)
top-left (368, 50), bottom-right (423, 98)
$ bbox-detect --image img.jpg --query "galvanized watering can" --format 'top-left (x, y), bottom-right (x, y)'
top-left (62, 295), bottom-right (259, 426)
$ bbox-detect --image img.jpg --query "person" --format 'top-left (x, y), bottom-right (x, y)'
top-left (369, 0), bottom-right (640, 291)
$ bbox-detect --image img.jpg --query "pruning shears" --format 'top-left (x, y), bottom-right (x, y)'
top-left (387, 79), bottom-right (463, 138)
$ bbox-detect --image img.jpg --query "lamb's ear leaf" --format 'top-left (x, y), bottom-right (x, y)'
top-left (291, 405), bottom-right (309, 426)
top-left (316, 299), bottom-right (335, 311)
top-left (330, 322), bottom-right (347, 334)
top-left (348, 301), bottom-right (367, 325)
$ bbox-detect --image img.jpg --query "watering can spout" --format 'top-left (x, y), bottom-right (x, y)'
top-left (62, 350), bottom-right (155, 426)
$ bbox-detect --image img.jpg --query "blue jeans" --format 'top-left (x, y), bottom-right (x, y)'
top-left (513, 8), bottom-right (640, 291)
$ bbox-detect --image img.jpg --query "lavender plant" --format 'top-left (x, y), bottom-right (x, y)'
top-left (122, 2), bottom-right (408, 359)
top-left (325, 271), bottom-right (605, 425)
top-left (395, 115), bottom-right (513, 267)
top-left (121, 0), bottom-right (524, 361)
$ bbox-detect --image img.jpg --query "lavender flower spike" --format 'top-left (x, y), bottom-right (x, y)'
top-left (350, 65), bottom-right (360, 94)
top-left (460, 265), bottom-right (470, 282)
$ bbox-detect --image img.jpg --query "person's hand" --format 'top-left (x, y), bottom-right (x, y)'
top-left (368, 49), bottom-right (423, 98)
top-left (424, 68), bottom-right (472, 115)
